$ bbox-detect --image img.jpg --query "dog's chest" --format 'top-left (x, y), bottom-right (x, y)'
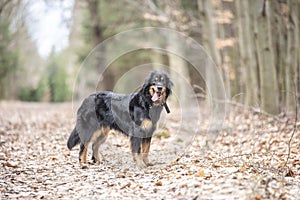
top-left (149, 106), bottom-right (163, 124)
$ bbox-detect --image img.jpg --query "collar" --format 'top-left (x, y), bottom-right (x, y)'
top-left (149, 102), bottom-right (170, 114)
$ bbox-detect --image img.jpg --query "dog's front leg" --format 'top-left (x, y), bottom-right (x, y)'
top-left (142, 137), bottom-right (152, 166)
top-left (130, 136), bottom-right (147, 169)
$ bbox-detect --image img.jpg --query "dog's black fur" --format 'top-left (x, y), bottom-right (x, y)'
top-left (67, 71), bottom-right (173, 168)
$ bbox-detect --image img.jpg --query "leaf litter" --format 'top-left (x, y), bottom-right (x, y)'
top-left (0, 102), bottom-right (299, 199)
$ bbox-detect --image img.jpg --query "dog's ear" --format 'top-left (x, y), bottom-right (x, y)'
top-left (141, 72), bottom-right (153, 94)
top-left (166, 78), bottom-right (173, 97)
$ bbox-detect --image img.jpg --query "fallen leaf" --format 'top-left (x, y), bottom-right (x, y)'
top-left (238, 167), bottom-right (245, 172)
top-left (212, 163), bottom-right (221, 168)
top-left (116, 172), bottom-right (126, 178)
top-left (50, 156), bottom-right (58, 160)
top-left (121, 182), bottom-right (131, 189)
top-left (155, 180), bottom-right (163, 186)
top-left (195, 170), bottom-right (205, 177)
top-left (254, 194), bottom-right (263, 200)
top-left (285, 168), bottom-right (295, 177)
top-left (3, 162), bottom-right (20, 168)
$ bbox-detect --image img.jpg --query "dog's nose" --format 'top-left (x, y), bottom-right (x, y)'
top-left (156, 82), bottom-right (163, 91)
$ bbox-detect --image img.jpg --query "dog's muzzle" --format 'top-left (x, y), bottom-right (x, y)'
top-left (149, 82), bottom-right (171, 114)
top-left (151, 83), bottom-right (163, 102)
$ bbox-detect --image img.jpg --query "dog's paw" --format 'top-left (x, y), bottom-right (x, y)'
top-left (143, 156), bottom-right (151, 166)
top-left (93, 161), bottom-right (101, 165)
top-left (136, 159), bottom-right (147, 169)
top-left (133, 153), bottom-right (148, 169)
top-left (91, 157), bottom-right (100, 165)
top-left (80, 162), bottom-right (89, 169)
top-left (143, 160), bottom-right (153, 167)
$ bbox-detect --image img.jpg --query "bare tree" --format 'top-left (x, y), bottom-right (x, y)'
top-left (197, 0), bottom-right (225, 113)
top-left (254, 0), bottom-right (279, 114)
top-left (236, 0), bottom-right (259, 107)
top-left (285, 0), bottom-right (299, 113)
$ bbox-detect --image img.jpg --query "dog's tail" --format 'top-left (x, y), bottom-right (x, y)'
top-left (67, 128), bottom-right (80, 150)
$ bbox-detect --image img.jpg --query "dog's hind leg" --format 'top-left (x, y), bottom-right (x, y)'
top-left (92, 141), bottom-right (101, 164)
top-left (91, 128), bottom-right (109, 164)
top-left (79, 143), bottom-right (88, 169)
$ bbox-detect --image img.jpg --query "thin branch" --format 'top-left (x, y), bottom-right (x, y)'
top-left (280, 91), bottom-right (298, 171)
top-left (194, 84), bottom-right (289, 123)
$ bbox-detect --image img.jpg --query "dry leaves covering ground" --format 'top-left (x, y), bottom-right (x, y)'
top-left (0, 102), bottom-right (299, 199)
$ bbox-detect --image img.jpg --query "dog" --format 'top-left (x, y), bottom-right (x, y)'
top-left (67, 71), bottom-right (173, 168)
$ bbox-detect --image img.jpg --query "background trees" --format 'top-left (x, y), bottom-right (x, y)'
top-left (0, 0), bottom-right (299, 115)
top-left (0, 0), bottom-right (21, 99)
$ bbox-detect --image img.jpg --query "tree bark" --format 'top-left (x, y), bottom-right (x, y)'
top-left (285, 0), bottom-right (299, 113)
top-left (86, 0), bottom-right (103, 46)
top-left (272, 0), bottom-right (288, 110)
top-left (197, 0), bottom-right (223, 103)
top-left (254, 0), bottom-right (279, 114)
top-left (236, 0), bottom-right (259, 107)
top-left (167, 33), bottom-right (190, 108)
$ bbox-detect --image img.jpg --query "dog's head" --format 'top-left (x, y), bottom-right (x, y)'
top-left (143, 71), bottom-right (173, 106)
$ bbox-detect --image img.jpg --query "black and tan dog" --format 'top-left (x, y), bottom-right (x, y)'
top-left (67, 71), bottom-right (173, 168)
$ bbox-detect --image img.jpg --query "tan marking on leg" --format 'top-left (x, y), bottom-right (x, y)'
top-left (92, 142), bottom-right (101, 164)
top-left (90, 129), bottom-right (103, 143)
top-left (80, 145), bottom-right (88, 168)
top-left (80, 145), bottom-right (88, 163)
top-left (141, 119), bottom-right (152, 131)
top-left (142, 139), bottom-right (151, 166)
top-left (91, 128), bottom-right (110, 164)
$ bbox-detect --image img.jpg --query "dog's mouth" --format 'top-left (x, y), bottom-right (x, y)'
top-left (151, 90), bottom-right (162, 102)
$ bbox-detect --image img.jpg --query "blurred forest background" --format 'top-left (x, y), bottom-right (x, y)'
top-left (0, 0), bottom-right (299, 115)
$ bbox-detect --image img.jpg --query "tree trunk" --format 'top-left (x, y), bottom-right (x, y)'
top-left (254, 0), bottom-right (279, 114)
top-left (273, 0), bottom-right (288, 110)
top-left (85, 0), bottom-right (110, 92)
top-left (197, 0), bottom-right (226, 133)
top-left (236, 0), bottom-right (259, 107)
top-left (197, 0), bottom-right (223, 103)
top-left (298, 3), bottom-right (300, 110)
top-left (87, 0), bottom-right (103, 46)
top-left (285, 0), bottom-right (299, 113)
top-left (167, 33), bottom-right (190, 108)
top-left (198, 0), bottom-right (221, 67)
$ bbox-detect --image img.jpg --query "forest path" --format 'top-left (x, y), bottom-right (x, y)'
top-left (0, 102), bottom-right (299, 199)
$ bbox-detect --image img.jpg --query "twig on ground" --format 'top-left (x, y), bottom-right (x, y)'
top-left (280, 91), bottom-right (298, 172)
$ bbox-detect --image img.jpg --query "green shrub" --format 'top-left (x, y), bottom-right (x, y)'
top-left (19, 87), bottom-right (37, 101)
top-left (18, 78), bottom-right (48, 102)
top-left (48, 64), bottom-right (70, 102)
top-left (18, 67), bottom-right (72, 103)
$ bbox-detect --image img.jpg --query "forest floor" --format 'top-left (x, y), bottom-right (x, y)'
top-left (0, 102), bottom-right (299, 199)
